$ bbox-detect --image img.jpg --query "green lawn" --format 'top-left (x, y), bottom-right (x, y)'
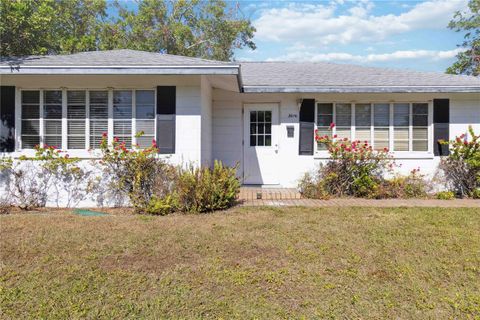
top-left (1, 207), bottom-right (479, 319)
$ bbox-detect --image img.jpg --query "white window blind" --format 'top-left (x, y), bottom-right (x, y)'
top-left (393, 103), bottom-right (410, 151)
top-left (67, 91), bottom-right (86, 149)
top-left (412, 103), bottom-right (428, 151)
top-left (21, 91), bottom-right (40, 149)
top-left (43, 90), bottom-right (63, 148)
top-left (373, 103), bottom-right (390, 150)
top-left (335, 103), bottom-right (351, 140)
top-left (135, 90), bottom-right (155, 148)
top-left (89, 91), bottom-right (108, 149)
top-left (113, 90), bottom-right (132, 148)
top-left (355, 104), bottom-right (371, 143)
top-left (316, 103), bottom-right (333, 150)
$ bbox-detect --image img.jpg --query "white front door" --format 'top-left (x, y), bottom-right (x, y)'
top-left (243, 103), bottom-right (279, 185)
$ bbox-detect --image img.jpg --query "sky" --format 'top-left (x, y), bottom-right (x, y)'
top-left (234, 0), bottom-right (469, 72)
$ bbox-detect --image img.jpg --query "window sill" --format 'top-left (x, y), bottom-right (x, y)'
top-left (314, 152), bottom-right (435, 160)
top-left (0, 150), bottom-right (174, 159)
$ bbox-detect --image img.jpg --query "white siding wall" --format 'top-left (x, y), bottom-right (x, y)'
top-left (213, 89), bottom-right (480, 187)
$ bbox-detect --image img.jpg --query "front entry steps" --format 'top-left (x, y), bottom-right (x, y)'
top-left (238, 187), bottom-right (301, 201)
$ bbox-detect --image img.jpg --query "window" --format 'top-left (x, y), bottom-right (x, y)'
top-left (250, 110), bottom-right (272, 146)
top-left (316, 103), bottom-right (333, 150)
top-left (315, 102), bottom-right (431, 154)
top-left (373, 103), bottom-right (390, 150)
top-left (113, 90), bottom-right (132, 148)
top-left (21, 91), bottom-right (40, 148)
top-left (412, 103), bottom-right (428, 151)
top-left (355, 104), bottom-right (371, 143)
top-left (89, 91), bottom-right (108, 149)
top-left (67, 91), bottom-right (86, 149)
top-left (135, 90), bottom-right (155, 148)
top-left (393, 103), bottom-right (409, 151)
top-left (335, 103), bottom-right (351, 140)
top-left (43, 90), bottom-right (63, 148)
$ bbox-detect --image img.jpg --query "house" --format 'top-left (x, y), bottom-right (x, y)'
top-left (1, 49), bottom-right (479, 193)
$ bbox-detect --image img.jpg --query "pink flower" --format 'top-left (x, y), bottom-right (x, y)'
top-left (102, 132), bottom-right (107, 138)
top-left (329, 123), bottom-right (336, 129)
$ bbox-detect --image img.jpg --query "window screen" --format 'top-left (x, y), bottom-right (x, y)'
top-left (316, 103), bottom-right (333, 150)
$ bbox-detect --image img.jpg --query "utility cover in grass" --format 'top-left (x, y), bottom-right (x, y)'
top-left (73, 209), bottom-right (108, 216)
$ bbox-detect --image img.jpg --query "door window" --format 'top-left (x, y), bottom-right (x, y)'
top-left (250, 110), bottom-right (272, 146)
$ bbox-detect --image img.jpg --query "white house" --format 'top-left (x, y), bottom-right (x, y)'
top-left (1, 49), bottom-right (479, 193)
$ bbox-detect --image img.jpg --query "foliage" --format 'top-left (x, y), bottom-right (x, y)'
top-left (97, 136), bottom-right (239, 214)
top-left (97, 135), bottom-right (176, 212)
top-left (376, 169), bottom-right (429, 199)
top-left (312, 127), bottom-right (394, 198)
top-left (298, 172), bottom-right (330, 199)
top-left (446, 0), bottom-right (480, 76)
top-left (436, 191), bottom-right (456, 200)
top-left (0, 0), bottom-right (108, 56)
top-left (1, 0), bottom-right (256, 61)
top-left (174, 161), bottom-right (240, 213)
top-left (439, 126), bottom-right (480, 198)
top-left (5, 145), bottom-right (88, 209)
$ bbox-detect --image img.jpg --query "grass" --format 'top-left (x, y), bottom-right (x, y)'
top-left (1, 206), bottom-right (480, 319)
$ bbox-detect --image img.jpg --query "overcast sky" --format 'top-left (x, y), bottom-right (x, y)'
top-left (235, 0), bottom-right (468, 72)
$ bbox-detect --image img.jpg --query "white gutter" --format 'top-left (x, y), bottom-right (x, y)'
top-left (0, 64), bottom-right (240, 75)
top-left (242, 85), bottom-right (480, 93)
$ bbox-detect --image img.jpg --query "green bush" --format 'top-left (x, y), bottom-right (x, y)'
top-left (436, 191), bottom-right (456, 200)
top-left (439, 126), bottom-right (480, 198)
top-left (175, 161), bottom-right (240, 213)
top-left (298, 172), bottom-right (329, 199)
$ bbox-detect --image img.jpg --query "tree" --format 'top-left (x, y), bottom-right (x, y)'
top-left (447, 0), bottom-right (480, 76)
top-left (0, 0), bottom-right (108, 56)
top-left (0, 0), bottom-right (255, 61)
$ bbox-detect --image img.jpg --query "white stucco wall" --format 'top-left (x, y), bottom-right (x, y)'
top-left (200, 75), bottom-right (213, 166)
top-left (212, 89), bottom-right (480, 188)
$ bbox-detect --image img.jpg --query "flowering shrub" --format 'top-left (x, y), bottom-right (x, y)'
top-left (311, 125), bottom-right (394, 198)
top-left (439, 126), bottom-right (480, 198)
top-left (97, 134), bottom-right (176, 212)
top-left (97, 135), bottom-right (240, 214)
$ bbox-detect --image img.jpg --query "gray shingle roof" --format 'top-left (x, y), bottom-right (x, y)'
top-left (239, 61), bottom-right (480, 92)
top-left (1, 49), bottom-right (235, 66)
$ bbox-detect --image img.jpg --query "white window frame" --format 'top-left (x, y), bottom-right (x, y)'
top-left (16, 87), bottom-right (159, 158)
top-left (314, 100), bottom-right (434, 158)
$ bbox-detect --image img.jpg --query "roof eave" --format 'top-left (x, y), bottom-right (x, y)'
top-left (242, 86), bottom-right (480, 93)
top-left (0, 65), bottom-right (240, 75)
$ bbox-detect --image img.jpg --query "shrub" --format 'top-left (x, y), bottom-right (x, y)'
top-left (436, 191), bottom-right (456, 200)
top-left (376, 169), bottom-right (428, 199)
top-left (298, 172), bottom-right (329, 199)
top-left (439, 126), bottom-right (480, 198)
top-left (98, 135), bottom-right (240, 214)
top-left (175, 161), bottom-right (240, 213)
top-left (97, 135), bottom-right (176, 212)
top-left (312, 126), bottom-right (394, 198)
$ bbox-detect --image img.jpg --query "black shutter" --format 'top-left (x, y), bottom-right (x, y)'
top-left (156, 86), bottom-right (176, 154)
top-left (433, 99), bottom-right (450, 156)
top-left (299, 99), bottom-right (315, 155)
top-left (0, 86), bottom-right (15, 152)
